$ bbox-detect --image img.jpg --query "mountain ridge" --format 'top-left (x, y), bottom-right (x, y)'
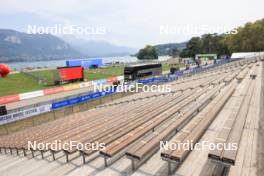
top-left (0, 29), bottom-right (187, 62)
top-left (61, 35), bottom-right (137, 57)
top-left (154, 42), bottom-right (187, 56)
top-left (0, 29), bottom-right (82, 62)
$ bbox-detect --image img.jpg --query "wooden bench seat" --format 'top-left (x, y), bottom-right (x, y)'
top-left (208, 74), bottom-right (254, 165)
top-left (159, 82), bottom-right (236, 174)
top-left (208, 77), bottom-right (255, 165)
top-left (99, 84), bottom-right (217, 160)
top-left (124, 83), bottom-right (228, 166)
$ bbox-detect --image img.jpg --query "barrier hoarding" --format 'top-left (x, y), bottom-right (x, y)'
top-left (19, 90), bottom-right (44, 100)
top-left (44, 87), bottom-right (65, 95)
top-left (107, 77), bottom-right (118, 83)
top-left (93, 79), bottom-right (107, 85)
top-left (0, 95), bottom-right (20, 105)
top-left (176, 71), bottom-right (184, 76)
top-left (0, 76), bottom-right (124, 105)
top-left (137, 78), bottom-right (155, 84)
top-left (117, 76), bottom-right (124, 81)
top-left (51, 89), bottom-right (116, 110)
top-left (63, 84), bottom-right (81, 91)
top-left (0, 104), bottom-right (52, 125)
top-left (79, 81), bottom-right (93, 88)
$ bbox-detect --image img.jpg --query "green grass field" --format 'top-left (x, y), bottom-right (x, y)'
top-left (0, 66), bottom-right (124, 96)
top-left (29, 69), bottom-right (58, 85)
top-left (162, 63), bottom-right (171, 72)
top-left (0, 64), bottom-right (174, 97)
top-left (0, 73), bottom-right (44, 96)
top-left (84, 66), bottom-right (124, 80)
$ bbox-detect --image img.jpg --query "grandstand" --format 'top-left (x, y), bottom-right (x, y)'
top-left (0, 57), bottom-right (263, 176)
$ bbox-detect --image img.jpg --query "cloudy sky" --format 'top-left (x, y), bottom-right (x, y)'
top-left (0, 0), bottom-right (263, 48)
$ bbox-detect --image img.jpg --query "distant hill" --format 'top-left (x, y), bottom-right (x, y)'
top-left (154, 42), bottom-right (187, 56)
top-left (0, 29), bottom-right (186, 62)
top-left (0, 29), bottom-right (82, 62)
top-left (61, 35), bottom-right (137, 57)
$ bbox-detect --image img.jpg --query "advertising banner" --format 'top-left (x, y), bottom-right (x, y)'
top-left (0, 95), bottom-right (20, 105)
top-left (117, 76), bottom-right (124, 81)
top-left (19, 90), bottom-right (44, 100)
top-left (63, 84), bottom-right (81, 91)
top-left (93, 79), bottom-right (107, 85)
top-left (0, 104), bottom-right (52, 125)
top-left (107, 77), bottom-right (118, 83)
top-left (137, 78), bottom-right (155, 84)
top-left (79, 81), bottom-right (93, 88)
top-left (51, 89), bottom-right (116, 110)
top-left (44, 87), bottom-right (65, 95)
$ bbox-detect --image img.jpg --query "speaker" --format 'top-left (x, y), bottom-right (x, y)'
top-left (0, 106), bottom-right (7, 116)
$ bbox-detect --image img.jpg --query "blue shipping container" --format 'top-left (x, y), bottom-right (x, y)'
top-left (66, 59), bottom-right (103, 69)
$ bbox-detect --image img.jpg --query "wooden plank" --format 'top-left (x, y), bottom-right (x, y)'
top-left (221, 80), bottom-right (255, 165)
top-left (99, 86), bottom-right (213, 157)
top-left (208, 76), bottom-right (252, 163)
top-left (161, 82), bottom-right (236, 165)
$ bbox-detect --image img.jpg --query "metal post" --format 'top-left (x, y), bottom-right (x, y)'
top-left (65, 152), bottom-right (69, 162)
top-left (131, 159), bottom-right (135, 170)
top-left (82, 153), bottom-right (86, 164)
top-left (223, 165), bottom-right (230, 176)
top-left (168, 161), bottom-right (172, 175)
top-left (52, 151), bottom-right (55, 160)
top-left (23, 149), bottom-right (27, 156)
top-left (41, 151), bottom-right (44, 159)
top-left (104, 156), bottom-right (108, 167)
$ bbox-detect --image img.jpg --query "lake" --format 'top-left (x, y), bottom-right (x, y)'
top-left (5, 56), bottom-right (170, 70)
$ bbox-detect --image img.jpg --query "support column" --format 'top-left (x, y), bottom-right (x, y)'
top-left (104, 156), bottom-right (108, 167)
top-left (82, 153), bottom-right (86, 164)
top-left (23, 149), bottom-right (27, 156)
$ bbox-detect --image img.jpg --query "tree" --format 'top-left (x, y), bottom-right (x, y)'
top-left (170, 48), bottom-right (180, 58)
top-left (137, 45), bottom-right (158, 60)
top-left (179, 18), bottom-right (264, 58)
top-left (179, 48), bottom-right (189, 58)
top-left (224, 19), bottom-right (264, 52)
top-left (179, 37), bottom-right (202, 58)
top-left (201, 34), bottom-right (230, 56)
